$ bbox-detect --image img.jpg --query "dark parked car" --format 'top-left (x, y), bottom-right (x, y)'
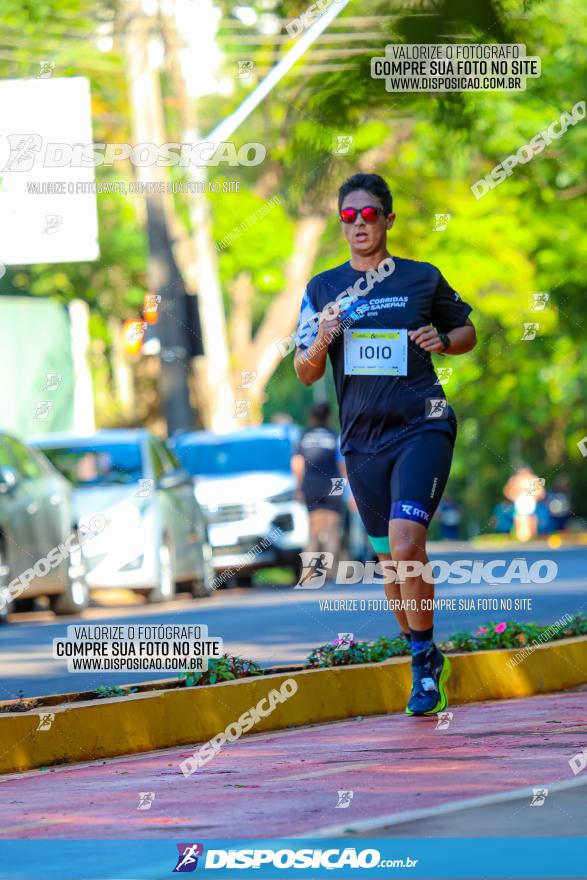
top-left (0, 431), bottom-right (89, 621)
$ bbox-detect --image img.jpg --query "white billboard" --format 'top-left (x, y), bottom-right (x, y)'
top-left (0, 76), bottom-right (99, 264)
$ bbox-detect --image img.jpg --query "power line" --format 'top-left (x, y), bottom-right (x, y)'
top-left (217, 31), bottom-right (385, 44)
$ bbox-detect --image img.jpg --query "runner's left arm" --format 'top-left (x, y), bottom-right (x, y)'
top-left (410, 270), bottom-right (476, 355)
top-left (409, 319), bottom-right (476, 354)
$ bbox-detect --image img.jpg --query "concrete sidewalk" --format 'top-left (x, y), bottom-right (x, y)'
top-left (0, 689), bottom-right (585, 839)
top-left (342, 778), bottom-right (587, 837)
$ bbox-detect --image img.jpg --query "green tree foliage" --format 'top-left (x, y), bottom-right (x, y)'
top-left (210, 0), bottom-right (587, 527)
top-left (1, 0), bottom-right (586, 528)
top-left (0, 0), bottom-right (149, 424)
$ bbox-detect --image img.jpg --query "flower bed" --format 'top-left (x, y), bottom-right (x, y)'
top-left (1, 615), bottom-right (585, 714)
top-left (443, 613), bottom-right (587, 653)
top-left (1, 626), bottom-right (586, 773)
top-left (306, 613), bottom-right (587, 668)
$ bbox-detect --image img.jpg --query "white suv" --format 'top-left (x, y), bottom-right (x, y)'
top-left (171, 426), bottom-right (309, 586)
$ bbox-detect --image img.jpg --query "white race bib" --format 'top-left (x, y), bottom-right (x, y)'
top-left (343, 328), bottom-right (407, 376)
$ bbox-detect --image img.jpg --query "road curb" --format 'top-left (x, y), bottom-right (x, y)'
top-left (304, 775), bottom-right (587, 838)
top-left (1, 635), bottom-right (586, 775)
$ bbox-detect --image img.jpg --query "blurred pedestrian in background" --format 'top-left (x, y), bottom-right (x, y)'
top-left (547, 474), bottom-right (572, 532)
top-left (270, 411), bottom-right (301, 453)
top-left (292, 402), bottom-right (345, 568)
top-left (491, 499), bottom-right (515, 534)
top-left (503, 464), bottom-right (546, 542)
top-left (437, 495), bottom-right (462, 541)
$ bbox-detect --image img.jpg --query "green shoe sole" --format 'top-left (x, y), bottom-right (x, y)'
top-left (405, 655), bottom-right (452, 716)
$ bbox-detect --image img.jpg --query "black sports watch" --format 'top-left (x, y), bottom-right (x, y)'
top-left (438, 332), bottom-right (451, 353)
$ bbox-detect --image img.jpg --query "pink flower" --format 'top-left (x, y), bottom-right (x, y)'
top-left (475, 627), bottom-right (487, 635)
top-left (494, 622), bottom-right (508, 634)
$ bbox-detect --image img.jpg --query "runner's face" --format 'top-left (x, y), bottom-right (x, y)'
top-left (340, 189), bottom-right (394, 255)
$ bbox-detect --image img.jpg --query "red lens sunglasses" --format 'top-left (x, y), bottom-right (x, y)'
top-left (339, 205), bottom-right (383, 224)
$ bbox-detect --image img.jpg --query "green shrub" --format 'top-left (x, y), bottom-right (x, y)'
top-left (180, 654), bottom-right (263, 687)
top-left (441, 614), bottom-right (587, 653)
top-left (306, 615), bottom-right (587, 668)
top-left (91, 616), bottom-right (587, 689)
top-left (93, 685), bottom-right (138, 698)
top-left (306, 635), bottom-right (410, 668)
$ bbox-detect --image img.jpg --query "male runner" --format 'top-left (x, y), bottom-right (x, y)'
top-left (293, 173), bottom-right (476, 715)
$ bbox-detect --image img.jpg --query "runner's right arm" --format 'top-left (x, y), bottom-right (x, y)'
top-left (295, 317), bottom-right (340, 385)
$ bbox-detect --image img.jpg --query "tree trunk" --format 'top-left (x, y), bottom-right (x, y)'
top-left (160, 9), bottom-right (235, 432)
top-left (229, 215), bottom-right (326, 424)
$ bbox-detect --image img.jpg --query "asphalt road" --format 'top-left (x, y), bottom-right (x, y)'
top-left (0, 546), bottom-right (585, 700)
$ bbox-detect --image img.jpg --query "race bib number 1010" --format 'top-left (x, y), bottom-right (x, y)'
top-left (343, 328), bottom-right (407, 376)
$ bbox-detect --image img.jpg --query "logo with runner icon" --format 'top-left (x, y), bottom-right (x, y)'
top-left (425, 398), bottom-right (448, 419)
top-left (294, 552), bottom-right (334, 589)
top-left (173, 843), bottom-right (204, 872)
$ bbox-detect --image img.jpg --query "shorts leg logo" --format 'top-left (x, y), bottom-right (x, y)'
top-left (391, 500), bottom-right (431, 525)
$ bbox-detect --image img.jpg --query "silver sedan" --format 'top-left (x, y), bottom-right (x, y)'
top-left (0, 431), bottom-right (88, 621)
top-left (31, 429), bottom-right (214, 603)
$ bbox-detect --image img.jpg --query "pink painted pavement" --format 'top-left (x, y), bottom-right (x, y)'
top-left (0, 689), bottom-right (585, 839)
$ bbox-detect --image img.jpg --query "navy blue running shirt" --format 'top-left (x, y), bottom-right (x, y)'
top-left (295, 257), bottom-right (473, 455)
top-left (296, 426), bottom-right (344, 511)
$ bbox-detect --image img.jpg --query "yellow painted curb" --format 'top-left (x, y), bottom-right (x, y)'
top-left (1, 635), bottom-right (586, 775)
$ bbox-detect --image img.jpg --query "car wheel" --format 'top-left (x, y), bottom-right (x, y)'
top-left (291, 556), bottom-right (304, 583)
top-left (192, 542), bottom-right (215, 598)
top-left (235, 573), bottom-right (254, 588)
top-left (50, 530), bottom-right (90, 616)
top-left (276, 553), bottom-right (304, 584)
top-left (148, 535), bottom-right (177, 603)
top-left (0, 539), bottom-right (12, 624)
top-left (14, 597), bottom-right (36, 612)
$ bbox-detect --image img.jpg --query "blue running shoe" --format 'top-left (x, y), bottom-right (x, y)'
top-left (405, 644), bottom-right (451, 716)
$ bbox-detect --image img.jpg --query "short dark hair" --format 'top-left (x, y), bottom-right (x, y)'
top-left (310, 401), bottom-right (330, 426)
top-left (338, 173), bottom-right (393, 215)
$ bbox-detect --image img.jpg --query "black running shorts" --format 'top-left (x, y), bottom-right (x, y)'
top-left (344, 429), bottom-right (455, 554)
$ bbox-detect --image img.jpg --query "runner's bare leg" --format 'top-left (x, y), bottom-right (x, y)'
top-left (388, 519), bottom-right (434, 632)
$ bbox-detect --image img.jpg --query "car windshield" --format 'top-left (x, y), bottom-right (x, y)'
top-left (39, 442), bottom-right (143, 486)
top-left (176, 437), bottom-right (291, 476)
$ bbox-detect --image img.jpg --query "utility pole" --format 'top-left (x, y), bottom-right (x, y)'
top-left (123, 0), bottom-right (194, 435)
top-left (160, 9), bottom-right (235, 433)
top-left (159, 0), bottom-right (350, 430)
top-left (130, 0), bottom-right (351, 432)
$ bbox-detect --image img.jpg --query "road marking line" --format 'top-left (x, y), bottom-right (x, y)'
top-left (300, 774), bottom-right (587, 837)
top-left (259, 762), bottom-right (380, 784)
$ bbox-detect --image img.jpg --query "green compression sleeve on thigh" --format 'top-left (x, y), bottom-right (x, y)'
top-left (369, 534), bottom-right (391, 554)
